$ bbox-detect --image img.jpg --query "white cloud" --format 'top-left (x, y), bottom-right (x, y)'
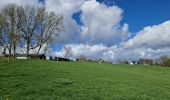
top-left (45, 0), bottom-right (85, 44)
top-left (0, 0), bottom-right (83, 44)
top-left (1, 0), bottom-right (170, 62)
top-left (122, 20), bottom-right (170, 49)
top-left (80, 0), bottom-right (130, 45)
top-left (45, 0), bottom-right (130, 45)
top-left (52, 44), bottom-right (170, 62)
top-left (0, 0), bottom-right (40, 9)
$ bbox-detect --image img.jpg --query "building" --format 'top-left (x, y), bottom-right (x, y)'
top-left (129, 61), bottom-right (138, 65)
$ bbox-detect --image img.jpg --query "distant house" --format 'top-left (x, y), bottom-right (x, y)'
top-left (97, 58), bottom-right (105, 64)
top-left (129, 61), bottom-right (138, 65)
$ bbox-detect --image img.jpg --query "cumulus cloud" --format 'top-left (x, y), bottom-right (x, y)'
top-left (122, 20), bottom-right (170, 49)
top-left (45, 0), bottom-right (85, 44)
top-left (52, 43), bottom-right (170, 62)
top-left (0, 0), bottom-right (82, 45)
top-left (80, 0), bottom-right (130, 45)
top-left (45, 0), bottom-right (130, 45)
top-left (51, 18), bottom-right (170, 62)
top-left (1, 0), bottom-right (170, 62)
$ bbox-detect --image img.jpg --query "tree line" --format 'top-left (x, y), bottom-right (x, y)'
top-left (120, 55), bottom-right (170, 67)
top-left (0, 4), bottom-right (64, 58)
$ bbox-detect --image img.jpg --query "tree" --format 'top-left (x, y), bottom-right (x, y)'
top-left (0, 6), bottom-right (13, 57)
top-left (122, 60), bottom-right (129, 64)
top-left (20, 5), bottom-right (43, 57)
top-left (0, 4), bottom-right (64, 58)
top-left (159, 55), bottom-right (168, 66)
top-left (164, 58), bottom-right (170, 67)
top-left (36, 7), bottom-right (64, 55)
top-left (2, 48), bottom-right (7, 57)
top-left (0, 4), bottom-right (24, 58)
top-left (139, 59), bottom-right (153, 65)
top-left (20, 6), bottom-right (64, 57)
top-left (159, 55), bottom-right (170, 67)
top-left (64, 46), bottom-right (72, 58)
top-left (12, 5), bottom-right (25, 58)
top-left (0, 15), bottom-right (9, 57)
top-left (4, 4), bottom-right (15, 57)
top-left (78, 55), bottom-right (87, 62)
top-left (0, 16), bottom-right (4, 47)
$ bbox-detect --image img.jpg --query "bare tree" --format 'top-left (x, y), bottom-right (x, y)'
top-left (0, 4), bottom-right (22, 58)
top-left (0, 15), bottom-right (9, 57)
top-left (13, 6), bottom-right (25, 58)
top-left (159, 55), bottom-right (168, 66)
top-left (0, 6), bottom-right (13, 57)
top-left (64, 46), bottom-right (72, 58)
top-left (1, 4), bottom-right (25, 58)
top-left (78, 55), bottom-right (87, 62)
top-left (0, 4), bottom-right (64, 58)
top-left (20, 5), bottom-right (43, 57)
top-left (36, 7), bottom-right (64, 55)
top-left (0, 16), bottom-right (4, 46)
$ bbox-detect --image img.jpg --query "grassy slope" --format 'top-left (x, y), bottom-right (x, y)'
top-left (0, 60), bottom-right (170, 100)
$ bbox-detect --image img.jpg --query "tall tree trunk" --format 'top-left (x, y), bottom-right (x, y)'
top-left (13, 42), bottom-right (16, 58)
top-left (9, 44), bottom-right (12, 58)
top-left (11, 14), bottom-right (15, 58)
top-left (26, 40), bottom-right (30, 58)
top-left (37, 45), bottom-right (42, 55)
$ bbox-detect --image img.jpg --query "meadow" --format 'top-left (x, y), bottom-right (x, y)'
top-left (0, 60), bottom-right (170, 100)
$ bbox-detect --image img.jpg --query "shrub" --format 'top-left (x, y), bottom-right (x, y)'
top-left (165, 59), bottom-right (170, 67)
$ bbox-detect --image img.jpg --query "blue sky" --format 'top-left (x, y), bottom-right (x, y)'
top-left (38, 0), bottom-right (170, 34)
top-left (73, 0), bottom-right (170, 33)
top-left (113, 0), bottom-right (170, 33)
top-left (1, 0), bottom-right (170, 61)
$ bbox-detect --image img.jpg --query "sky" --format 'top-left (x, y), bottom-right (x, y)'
top-left (72, 0), bottom-right (170, 32)
top-left (0, 0), bottom-right (170, 62)
top-left (113, 0), bottom-right (170, 33)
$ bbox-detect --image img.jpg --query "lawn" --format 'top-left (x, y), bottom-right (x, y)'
top-left (0, 60), bottom-right (170, 100)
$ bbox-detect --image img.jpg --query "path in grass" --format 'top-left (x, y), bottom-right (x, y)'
top-left (0, 60), bottom-right (170, 100)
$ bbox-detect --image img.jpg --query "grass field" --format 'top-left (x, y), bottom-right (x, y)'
top-left (0, 60), bottom-right (170, 100)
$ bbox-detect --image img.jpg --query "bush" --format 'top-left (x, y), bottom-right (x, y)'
top-left (165, 59), bottom-right (170, 67)
top-left (28, 54), bottom-right (40, 59)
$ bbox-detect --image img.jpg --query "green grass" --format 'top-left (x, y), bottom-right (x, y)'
top-left (0, 60), bottom-right (170, 100)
